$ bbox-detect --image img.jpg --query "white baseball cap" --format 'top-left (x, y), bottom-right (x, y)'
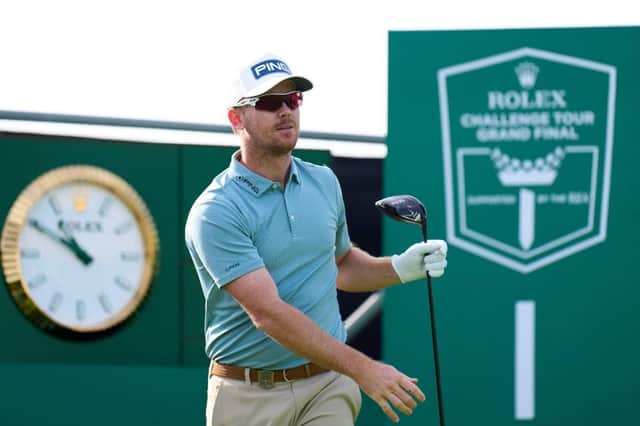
top-left (229, 53), bottom-right (313, 107)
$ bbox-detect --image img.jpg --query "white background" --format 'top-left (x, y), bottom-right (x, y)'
top-left (0, 0), bottom-right (637, 137)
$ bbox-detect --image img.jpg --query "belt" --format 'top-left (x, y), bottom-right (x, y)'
top-left (210, 361), bottom-right (328, 388)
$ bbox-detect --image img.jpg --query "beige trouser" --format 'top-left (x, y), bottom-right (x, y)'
top-left (206, 370), bottom-right (362, 426)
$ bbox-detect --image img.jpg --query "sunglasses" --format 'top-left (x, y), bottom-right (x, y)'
top-left (234, 92), bottom-right (303, 112)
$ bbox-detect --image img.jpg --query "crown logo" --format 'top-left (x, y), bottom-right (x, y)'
top-left (491, 147), bottom-right (565, 187)
top-left (73, 192), bottom-right (88, 212)
top-left (515, 62), bottom-right (539, 89)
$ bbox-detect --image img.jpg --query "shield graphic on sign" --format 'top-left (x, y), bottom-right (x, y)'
top-left (438, 47), bottom-right (616, 273)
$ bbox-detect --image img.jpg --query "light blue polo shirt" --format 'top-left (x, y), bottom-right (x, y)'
top-left (185, 153), bottom-right (352, 369)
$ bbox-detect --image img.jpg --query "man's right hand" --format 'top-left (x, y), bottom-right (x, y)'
top-left (354, 359), bottom-right (426, 423)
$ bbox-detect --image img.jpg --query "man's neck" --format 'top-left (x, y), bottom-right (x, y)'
top-left (237, 149), bottom-right (292, 188)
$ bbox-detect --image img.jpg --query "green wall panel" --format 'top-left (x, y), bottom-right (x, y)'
top-left (0, 134), bottom-right (181, 365)
top-left (0, 363), bottom-right (205, 425)
top-left (385, 27), bottom-right (640, 426)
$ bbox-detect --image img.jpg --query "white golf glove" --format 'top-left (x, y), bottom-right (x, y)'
top-left (391, 240), bottom-right (448, 283)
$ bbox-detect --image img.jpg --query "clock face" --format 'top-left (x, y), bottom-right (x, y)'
top-left (1, 165), bottom-right (158, 336)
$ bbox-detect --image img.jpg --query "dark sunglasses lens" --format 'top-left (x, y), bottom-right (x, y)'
top-left (255, 93), bottom-right (302, 111)
top-left (284, 93), bottom-right (303, 109)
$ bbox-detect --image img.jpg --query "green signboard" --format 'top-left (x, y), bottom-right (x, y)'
top-left (386, 26), bottom-right (639, 426)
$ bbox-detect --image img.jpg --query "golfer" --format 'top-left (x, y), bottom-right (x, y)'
top-left (184, 53), bottom-right (448, 425)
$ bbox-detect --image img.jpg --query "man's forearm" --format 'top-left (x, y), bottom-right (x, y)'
top-left (254, 296), bottom-right (373, 378)
top-left (336, 246), bottom-right (401, 292)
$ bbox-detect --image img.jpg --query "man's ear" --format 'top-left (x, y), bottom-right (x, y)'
top-left (228, 109), bottom-right (243, 129)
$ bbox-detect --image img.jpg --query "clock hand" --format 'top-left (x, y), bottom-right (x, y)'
top-left (57, 220), bottom-right (94, 266)
top-left (26, 219), bottom-right (94, 266)
top-left (28, 219), bottom-right (69, 245)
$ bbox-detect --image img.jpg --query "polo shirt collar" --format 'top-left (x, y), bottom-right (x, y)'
top-left (229, 152), bottom-right (301, 197)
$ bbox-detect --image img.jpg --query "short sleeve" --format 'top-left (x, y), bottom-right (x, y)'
top-left (186, 199), bottom-right (264, 287)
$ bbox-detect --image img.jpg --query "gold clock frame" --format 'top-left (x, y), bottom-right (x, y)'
top-left (0, 165), bottom-right (159, 336)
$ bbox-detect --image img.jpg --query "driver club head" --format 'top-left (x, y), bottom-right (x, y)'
top-left (375, 195), bottom-right (427, 241)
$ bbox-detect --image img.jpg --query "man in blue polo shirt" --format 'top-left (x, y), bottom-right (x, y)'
top-left (185, 53), bottom-right (448, 426)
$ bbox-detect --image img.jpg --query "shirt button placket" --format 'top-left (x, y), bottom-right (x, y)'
top-left (283, 193), bottom-right (296, 237)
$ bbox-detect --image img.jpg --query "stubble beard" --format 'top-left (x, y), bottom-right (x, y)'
top-left (242, 112), bottom-right (300, 158)
top-left (264, 125), bottom-right (299, 156)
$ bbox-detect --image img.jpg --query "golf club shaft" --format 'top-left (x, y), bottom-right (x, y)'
top-left (426, 271), bottom-right (445, 426)
top-left (422, 221), bottom-right (445, 425)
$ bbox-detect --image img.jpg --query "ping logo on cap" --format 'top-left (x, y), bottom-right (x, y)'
top-left (251, 59), bottom-right (291, 79)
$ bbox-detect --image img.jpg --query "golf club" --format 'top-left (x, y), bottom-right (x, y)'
top-left (375, 194), bottom-right (445, 426)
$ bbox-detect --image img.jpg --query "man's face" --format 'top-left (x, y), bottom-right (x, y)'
top-left (235, 80), bottom-right (301, 156)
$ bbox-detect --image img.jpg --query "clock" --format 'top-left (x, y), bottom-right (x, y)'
top-left (0, 165), bottom-right (159, 337)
